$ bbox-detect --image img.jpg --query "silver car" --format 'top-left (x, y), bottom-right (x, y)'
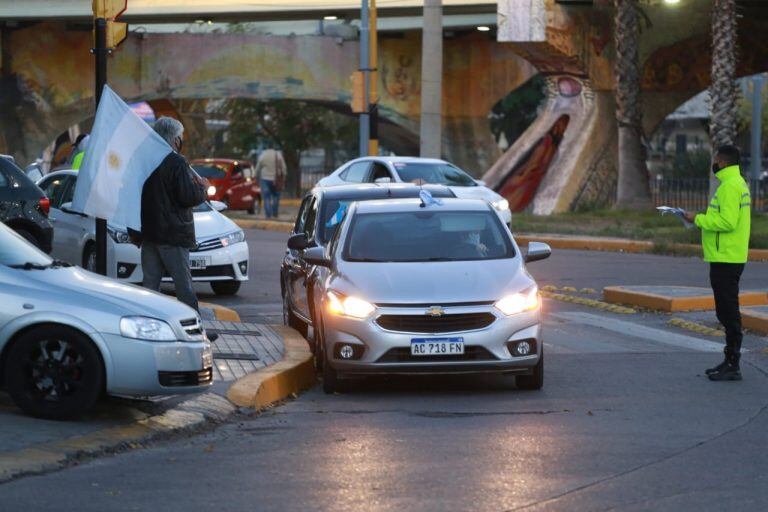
top-left (0, 222), bottom-right (213, 419)
top-left (300, 197), bottom-right (551, 393)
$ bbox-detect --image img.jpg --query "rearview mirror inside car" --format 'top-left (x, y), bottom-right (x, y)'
top-left (302, 246), bottom-right (331, 267)
top-left (524, 242), bottom-right (551, 263)
top-left (287, 233), bottom-right (309, 251)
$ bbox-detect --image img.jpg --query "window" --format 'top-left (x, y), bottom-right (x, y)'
top-left (340, 162), bottom-right (371, 183)
top-left (343, 210), bottom-right (514, 262)
top-left (232, 165), bottom-right (244, 179)
top-left (293, 196), bottom-right (312, 234)
top-left (60, 177), bottom-right (76, 206)
top-left (393, 162), bottom-right (477, 187)
top-left (0, 169), bottom-right (8, 189)
top-left (241, 165), bottom-right (254, 179)
top-left (304, 197), bottom-right (319, 239)
top-left (193, 165), bottom-right (227, 179)
top-left (40, 176), bottom-right (70, 208)
top-left (369, 163), bottom-right (391, 182)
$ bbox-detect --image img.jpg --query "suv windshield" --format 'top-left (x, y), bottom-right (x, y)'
top-left (394, 163), bottom-right (477, 187)
top-left (343, 210), bottom-right (514, 262)
top-left (0, 223), bottom-right (53, 267)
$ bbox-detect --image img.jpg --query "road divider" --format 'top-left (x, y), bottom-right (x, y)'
top-left (199, 302), bottom-right (241, 322)
top-left (604, 285), bottom-right (768, 312)
top-left (668, 317), bottom-right (725, 337)
top-left (542, 290), bottom-right (637, 314)
top-left (742, 306), bottom-right (768, 336)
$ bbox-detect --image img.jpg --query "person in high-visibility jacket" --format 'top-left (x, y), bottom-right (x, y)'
top-left (684, 145), bottom-right (751, 381)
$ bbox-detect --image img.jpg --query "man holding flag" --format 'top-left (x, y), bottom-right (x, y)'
top-left (72, 87), bottom-right (206, 312)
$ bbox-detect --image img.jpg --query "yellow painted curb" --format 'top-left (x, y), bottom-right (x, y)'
top-left (233, 218), bottom-right (293, 233)
top-left (668, 317), bottom-right (725, 337)
top-left (742, 309), bottom-right (768, 335)
top-left (541, 290), bottom-right (636, 314)
top-left (603, 286), bottom-right (768, 312)
top-left (227, 325), bottom-right (316, 409)
top-left (199, 302), bottom-right (241, 322)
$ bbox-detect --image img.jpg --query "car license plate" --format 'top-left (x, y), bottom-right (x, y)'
top-left (410, 337), bottom-right (464, 356)
top-left (190, 257), bottom-right (208, 270)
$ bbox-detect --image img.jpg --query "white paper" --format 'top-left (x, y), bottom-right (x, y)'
top-left (657, 206), bottom-right (694, 229)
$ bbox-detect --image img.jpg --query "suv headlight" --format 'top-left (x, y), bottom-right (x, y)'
top-left (492, 199), bottom-right (510, 211)
top-left (120, 316), bottom-right (177, 341)
top-left (220, 230), bottom-right (245, 247)
top-left (495, 286), bottom-right (539, 316)
top-left (326, 291), bottom-right (376, 319)
top-left (107, 226), bottom-right (131, 244)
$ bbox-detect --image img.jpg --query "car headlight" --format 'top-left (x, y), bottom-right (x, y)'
top-left (220, 230), bottom-right (245, 247)
top-left (326, 291), bottom-right (376, 319)
top-left (207, 185), bottom-right (216, 196)
top-left (495, 286), bottom-right (539, 316)
top-left (492, 199), bottom-right (510, 211)
top-left (120, 316), bottom-right (177, 341)
top-left (107, 226), bottom-right (131, 244)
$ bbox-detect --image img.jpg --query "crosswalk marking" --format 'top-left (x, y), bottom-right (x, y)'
top-left (551, 311), bottom-right (724, 353)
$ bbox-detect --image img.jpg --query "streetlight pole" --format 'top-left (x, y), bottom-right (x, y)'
top-left (419, 0), bottom-right (442, 158)
top-left (750, 74), bottom-right (764, 180)
top-left (359, 0), bottom-right (370, 157)
top-left (94, 17), bottom-right (108, 276)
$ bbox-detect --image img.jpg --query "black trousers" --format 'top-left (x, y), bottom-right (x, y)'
top-left (709, 263), bottom-right (745, 356)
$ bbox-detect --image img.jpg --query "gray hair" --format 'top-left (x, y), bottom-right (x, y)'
top-left (153, 116), bottom-right (184, 146)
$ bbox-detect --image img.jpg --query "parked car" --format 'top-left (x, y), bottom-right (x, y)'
top-left (282, 183), bottom-right (455, 338)
top-left (0, 222), bottom-right (213, 418)
top-left (316, 156), bottom-right (512, 225)
top-left (190, 158), bottom-right (261, 214)
top-left (38, 170), bottom-right (249, 295)
top-left (290, 196), bottom-right (550, 393)
top-left (0, 155), bottom-right (53, 253)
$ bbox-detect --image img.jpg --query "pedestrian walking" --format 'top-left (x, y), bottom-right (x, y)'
top-left (684, 145), bottom-right (751, 381)
top-left (256, 146), bottom-right (286, 219)
top-left (137, 117), bottom-right (207, 311)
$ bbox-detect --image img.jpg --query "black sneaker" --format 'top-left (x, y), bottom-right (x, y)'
top-left (708, 363), bottom-right (742, 381)
top-left (705, 358), bottom-right (728, 376)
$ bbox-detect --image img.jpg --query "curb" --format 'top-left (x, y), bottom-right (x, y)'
top-left (0, 393), bottom-right (235, 484)
top-left (668, 317), bottom-right (725, 337)
top-left (227, 325), bottom-right (316, 409)
top-left (541, 290), bottom-right (636, 314)
top-left (743, 308), bottom-right (768, 335)
top-left (233, 218), bottom-right (293, 233)
top-left (199, 302), bottom-right (241, 322)
top-left (603, 286), bottom-right (768, 312)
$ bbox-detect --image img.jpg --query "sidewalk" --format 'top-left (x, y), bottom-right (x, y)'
top-left (0, 309), bottom-right (313, 482)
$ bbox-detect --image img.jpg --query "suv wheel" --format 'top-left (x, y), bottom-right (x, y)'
top-left (5, 325), bottom-right (104, 419)
top-left (516, 348), bottom-right (544, 390)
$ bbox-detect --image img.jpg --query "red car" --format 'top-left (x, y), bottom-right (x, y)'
top-left (191, 158), bottom-right (262, 214)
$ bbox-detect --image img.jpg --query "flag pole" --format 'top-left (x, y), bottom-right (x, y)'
top-left (94, 17), bottom-right (108, 276)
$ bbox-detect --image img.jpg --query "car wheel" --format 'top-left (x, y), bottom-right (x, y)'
top-left (83, 244), bottom-right (97, 272)
top-left (282, 289), bottom-right (308, 338)
top-left (317, 315), bottom-right (342, 394)
top-left (516, 347), bottom-right (544, 390)
top-left (211, 281), bottom-right (241, 295)
top-left (5, 325), bottom-right (104, 419)
top-left (13, 228), bottom-right (41, 249)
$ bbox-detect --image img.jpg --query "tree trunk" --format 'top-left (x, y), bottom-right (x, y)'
top-left (709, 0), bottom-right (738, 150)
top-left (613, 0), bottom-right (652, 210)
top-left (283, 149), bottom-right (301, 198)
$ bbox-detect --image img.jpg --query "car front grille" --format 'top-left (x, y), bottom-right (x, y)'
top-left (376, 346), bottom-right (497, 363)
top-left (375, 313), bottom-right (496, 333)
top-left (158, 368), bottom-right (213, 387)
top-left (193, 237), bottom-right (223, 252)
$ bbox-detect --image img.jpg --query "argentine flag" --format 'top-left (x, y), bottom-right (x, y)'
top-left (72, 85), bottom-right (172, 231)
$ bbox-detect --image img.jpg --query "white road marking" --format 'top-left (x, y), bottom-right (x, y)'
top-left (551, 311), bottom-right (724, 353)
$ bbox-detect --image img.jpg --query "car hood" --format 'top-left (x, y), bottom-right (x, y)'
top-left (193, 210), bottom-right (239, 240)
top-left (448, 185), bottom-right (504, 203)
top-left (13, 266), bottom-right (196, 319)
top-left (332, 258), bottom-right (532, 304)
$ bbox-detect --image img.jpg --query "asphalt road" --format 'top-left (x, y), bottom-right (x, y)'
top-left (3, 229), bottom-right (768, 511)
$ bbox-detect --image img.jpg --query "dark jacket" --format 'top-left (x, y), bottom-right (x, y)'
top-left (140, 152), bottom-right (206, 248)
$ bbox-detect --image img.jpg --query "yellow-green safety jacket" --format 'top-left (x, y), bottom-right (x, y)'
top-left (694, 165), bottom-right (751, 263)
top-left (71, 151), bottom-right (85, 170)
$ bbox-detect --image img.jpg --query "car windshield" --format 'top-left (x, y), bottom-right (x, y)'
top-left (0, 223), bottom-right (53, 267)
top-left (394, 163), bottom-right (477, 187)
top-left (193, 165), bottom-right (227, 179)
top-left (343, 210), bottom-right (514, 262)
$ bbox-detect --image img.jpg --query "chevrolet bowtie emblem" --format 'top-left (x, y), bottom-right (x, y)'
top-left (426, 306), bottom-right (445, 317)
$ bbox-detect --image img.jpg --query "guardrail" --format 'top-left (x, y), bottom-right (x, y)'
top-left (650, 177), bottom-right (767, 211)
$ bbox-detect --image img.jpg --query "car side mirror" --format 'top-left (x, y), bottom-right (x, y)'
top-left (210, 200), bottom-right (227, 212)
top-left (302, 246), bottom-right (331, 267)
top-left (60, 202), bottom-right (87, 217)
top-left (287, 233), bottom-right (309, 251)
top-left (524, 242), bottom-right (551, 263)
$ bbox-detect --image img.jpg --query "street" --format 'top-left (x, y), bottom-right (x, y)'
top-left (2, 229), bottom-right (767, 511)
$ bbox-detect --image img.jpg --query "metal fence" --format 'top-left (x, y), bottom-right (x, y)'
top-left (650, 177), bottom-right (767, 211)
top-left (300, 166), bottom-right (334, 193)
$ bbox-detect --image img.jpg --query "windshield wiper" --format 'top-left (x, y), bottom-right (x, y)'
top-left (347, 258), bottom-right (386, 262)
top-left (49, 259), bottom-right (72, 268)
top-left (8, 260), bottom-right (72, 270)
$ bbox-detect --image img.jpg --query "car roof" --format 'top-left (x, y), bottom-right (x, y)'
top-left (353, 198), bottom-right (492, 214)
top-left (349, 156), bottom-right (448, 165)
top-left (313, 183), bottom-right (455, 201)
top-left (41, 169), bottom-right (77, 179)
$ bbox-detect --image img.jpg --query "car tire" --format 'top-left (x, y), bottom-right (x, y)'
top-left (516, 347), bottom-right (544, 390)
top-left (5, 325), bottom-right (104, 419)
top-left (83, 243), bottom-right (97, 272)
top-left (317, 316), bottom-right (342, 394)
top-left (282, 289), bottom-right (308, 338)
top-left (13, 228), bottom-right (41, 249)
top-left (211, 281), bottom-right (241, 295)
top-left (247, 199), bottom-right (257, 215)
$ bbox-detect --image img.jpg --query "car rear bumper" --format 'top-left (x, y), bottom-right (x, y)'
top-left (101, 333), bottom-right (213, 396)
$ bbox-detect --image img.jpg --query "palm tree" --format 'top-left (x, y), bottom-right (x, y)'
top-left (709, 0), bottom-right (738, 151)
top-left (613, 0), bottom-right (652, 210)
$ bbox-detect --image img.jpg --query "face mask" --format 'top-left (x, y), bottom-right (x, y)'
top-left (712, 163), bottom-right (721, 175)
